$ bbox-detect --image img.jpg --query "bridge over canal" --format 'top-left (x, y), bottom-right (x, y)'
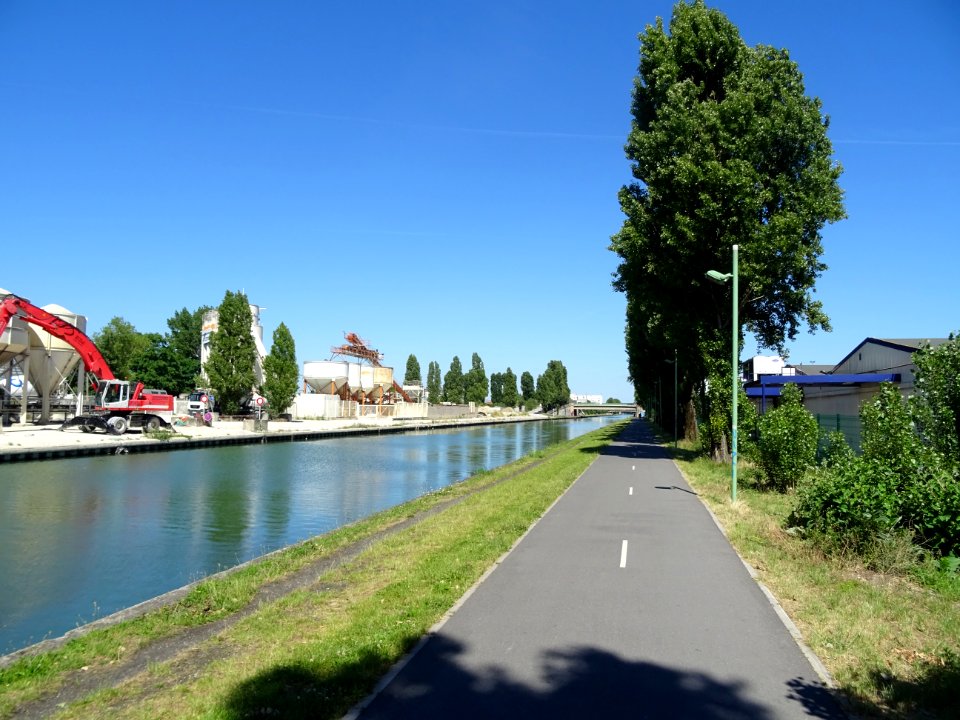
top-left (566, 402), bottom-right (640, 417)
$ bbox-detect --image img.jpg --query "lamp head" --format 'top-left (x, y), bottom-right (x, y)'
top-left (705, 269), bottom-right (732, 284)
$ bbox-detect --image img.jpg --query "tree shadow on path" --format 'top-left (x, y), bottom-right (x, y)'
top-left (222, 635), bottom-right (845, 719)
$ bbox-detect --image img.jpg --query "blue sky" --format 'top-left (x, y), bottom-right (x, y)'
top-left (1, 1), bottom-right (957, 402)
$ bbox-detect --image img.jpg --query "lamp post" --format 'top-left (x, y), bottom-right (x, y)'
top-left (706, 244), bottom-right (739, 503)
top-left (673, 348), bottom-right (678, 449)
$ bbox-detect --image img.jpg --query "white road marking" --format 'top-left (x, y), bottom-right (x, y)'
top-left (632, 465), bottom-right (635, 471)
top-left (629, 487), bottom-right (633, 495)
top-left (620, 540), bottom-right (628, 568)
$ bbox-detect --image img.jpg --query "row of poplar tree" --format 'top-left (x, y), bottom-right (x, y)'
top-left (402, 354), bottom-right (571, 413)
top-left (91, 290), bottom-right (298, 416)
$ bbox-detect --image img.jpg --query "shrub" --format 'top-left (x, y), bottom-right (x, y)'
top-left (911, 334), bottom-right (960, 467)
top-left (791, 456), bottom-right (902, 554)
top-left (757, 383), bottom-right (819, 490)
top-left (861, 383), bottom-right (933, 478)
top-left (820, 430), bottom-right (855, 469)
top-left (792, 384), bottom-right (960, 559)
top-left (900, 467), bottom-right (960, 556)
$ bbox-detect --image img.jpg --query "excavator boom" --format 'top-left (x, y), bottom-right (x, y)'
top-left (0, 294), bottom-right (114, 380)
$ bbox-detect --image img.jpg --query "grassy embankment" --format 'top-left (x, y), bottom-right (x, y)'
top-left (0, 420), bottom-right (628, 720)
top-left (672, 440), bottom-right (960, 719)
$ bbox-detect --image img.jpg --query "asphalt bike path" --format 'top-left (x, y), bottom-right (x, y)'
top-left (354, 419), bottom-right (845, 718)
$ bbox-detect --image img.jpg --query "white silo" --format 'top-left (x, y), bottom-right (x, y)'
top-left (26, 303), bottom-right (86, 422)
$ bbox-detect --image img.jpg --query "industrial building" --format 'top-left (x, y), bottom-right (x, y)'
top-left (294, 333), bottom-right (427, 420)
top-left (743, 338), bottom-right (947, 448)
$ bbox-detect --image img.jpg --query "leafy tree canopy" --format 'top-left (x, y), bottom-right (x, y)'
top-left (443, 356), bottom-right (464, 404)
top-left (501, 368), bottom-right (520, 408)
top-left (536, 360), bottom-right (571, 413)
top-left (404, 354), bottom-right (422, 386)
top-left (520, 371), bottom-right (535, 401)
top-left (610, 0), bottom-right (844, 448)
top-left (262, 322), bottom-right (298, 414)
top-left (204, 290), bottom-right (257, 414)
top-left (911, 335), bottom-right (960, 467)
top-left (129, 332), bottom-right (197, 396)
top-left (490, 372), bottom-right (504, 405)
top-left (464, 352), bottom-right (488, 404)
top-left (93, 317), bottom-right (150, 381)
top-left (167, 306), bottom-right (210, 362)
top-left (426, 361), bottom-right (442, 405)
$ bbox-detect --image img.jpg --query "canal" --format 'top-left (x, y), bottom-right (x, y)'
top-left (0, 416), bottom-right (623, 655)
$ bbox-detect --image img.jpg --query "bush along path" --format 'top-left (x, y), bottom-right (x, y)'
top-left (0, 421), bottom-right (627, 720)
top-left (668, 357), bottom-right (960, 720)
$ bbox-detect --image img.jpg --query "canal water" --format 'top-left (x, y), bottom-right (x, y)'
top-left (0, 417), bottom-right (624, 654)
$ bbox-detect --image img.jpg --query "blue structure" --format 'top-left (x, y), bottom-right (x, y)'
top-left (746, 373), bottom-right (900, 413)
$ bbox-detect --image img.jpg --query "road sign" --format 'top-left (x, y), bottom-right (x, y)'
top-left (255, 396), bottom-right (265, 406)
top-left (200, 395), bottom-right (208, 404)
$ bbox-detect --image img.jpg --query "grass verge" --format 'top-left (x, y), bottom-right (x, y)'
top-left (0, 420), bottom-right (628, 719)
top-left (671, 440), bottom-right (960, 719)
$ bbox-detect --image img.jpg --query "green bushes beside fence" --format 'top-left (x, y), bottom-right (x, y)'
top-left (691, 336), bottom-right (960, 565)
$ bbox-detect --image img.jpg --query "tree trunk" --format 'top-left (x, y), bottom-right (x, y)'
top-left (712, 433), bottom-right (729, 462)
top-left (683, 397), bottom-right (698, 442)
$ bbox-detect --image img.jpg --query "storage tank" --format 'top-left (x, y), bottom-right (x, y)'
top-left (303, 360), bottom-right (350, 395)
top-left (26, 303), bottom-right (86, 420)
top-left (373, 366), bottom-right (394, 397)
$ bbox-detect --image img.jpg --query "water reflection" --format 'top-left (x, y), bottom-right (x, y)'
top-left (0, 417), bottom-right (624, 653)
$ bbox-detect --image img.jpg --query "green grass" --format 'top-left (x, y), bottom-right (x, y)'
top-left (671, 439), bottom-right (960, 719)
top-left (0, 421), bottom-right (627, 719)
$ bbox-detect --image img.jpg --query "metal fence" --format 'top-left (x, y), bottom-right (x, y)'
top-left (814, 414), bottom-right (862, 453)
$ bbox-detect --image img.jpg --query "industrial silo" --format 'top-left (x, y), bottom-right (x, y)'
top-left (26, 303), bottom-right (86, 421)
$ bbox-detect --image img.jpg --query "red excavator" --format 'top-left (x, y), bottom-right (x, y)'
top-left (0, 293), bottom-right (174, 435)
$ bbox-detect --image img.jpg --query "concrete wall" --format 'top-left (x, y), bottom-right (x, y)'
top-left (290, 393), bottom-right (342, 419)
top-left (426, 403), bottom-right (477, 420)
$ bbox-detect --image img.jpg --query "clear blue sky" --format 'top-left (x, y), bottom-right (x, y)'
top-left (2, 2), bottom-right (957, 402)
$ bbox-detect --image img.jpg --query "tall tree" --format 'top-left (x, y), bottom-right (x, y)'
top-left (520, 371), bottom-right (535, 401)
top-left (536, 360), bottom-right (571, 413)
top-left (262, 322), bottom-right (298, 415)
top-left (464, 352), bottom-right (488, 404)
top-left (490, 372), bottom-right (504, 405)
top-left (426, 361), bottom-right (442, 404)
top-left (93, 317), bottom-right (150, 380)
top-left (502, 367), bottom-right (520, 408)
top-left (204, 290), bottom-right (257, 414)
top-left (442, 356), bottom-right (464, 404)
top-left (610, 0), bottom-right (844, 452)
top-left (404, 354), bottom-right (422, 386)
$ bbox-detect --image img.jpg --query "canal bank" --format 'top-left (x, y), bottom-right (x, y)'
top-left (1, 415), bottom-right (626, 659)
top-left (0, 413), bottom-right (547, 463)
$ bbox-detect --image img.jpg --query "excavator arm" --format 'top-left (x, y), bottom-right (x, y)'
top-left (0, 294), bottom-right (115, 380)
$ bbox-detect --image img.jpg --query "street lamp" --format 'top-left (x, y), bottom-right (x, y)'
top-left (706, 244), bottom-right (739, 503)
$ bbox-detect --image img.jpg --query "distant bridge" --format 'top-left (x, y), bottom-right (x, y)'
top-left (566, 402), bottom-right (640, 418)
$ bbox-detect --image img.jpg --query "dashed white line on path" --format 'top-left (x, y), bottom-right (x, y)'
top-left (629, 487), bottom-right (633, 495)
top-left (620, 540), bottom-right (628, 568)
